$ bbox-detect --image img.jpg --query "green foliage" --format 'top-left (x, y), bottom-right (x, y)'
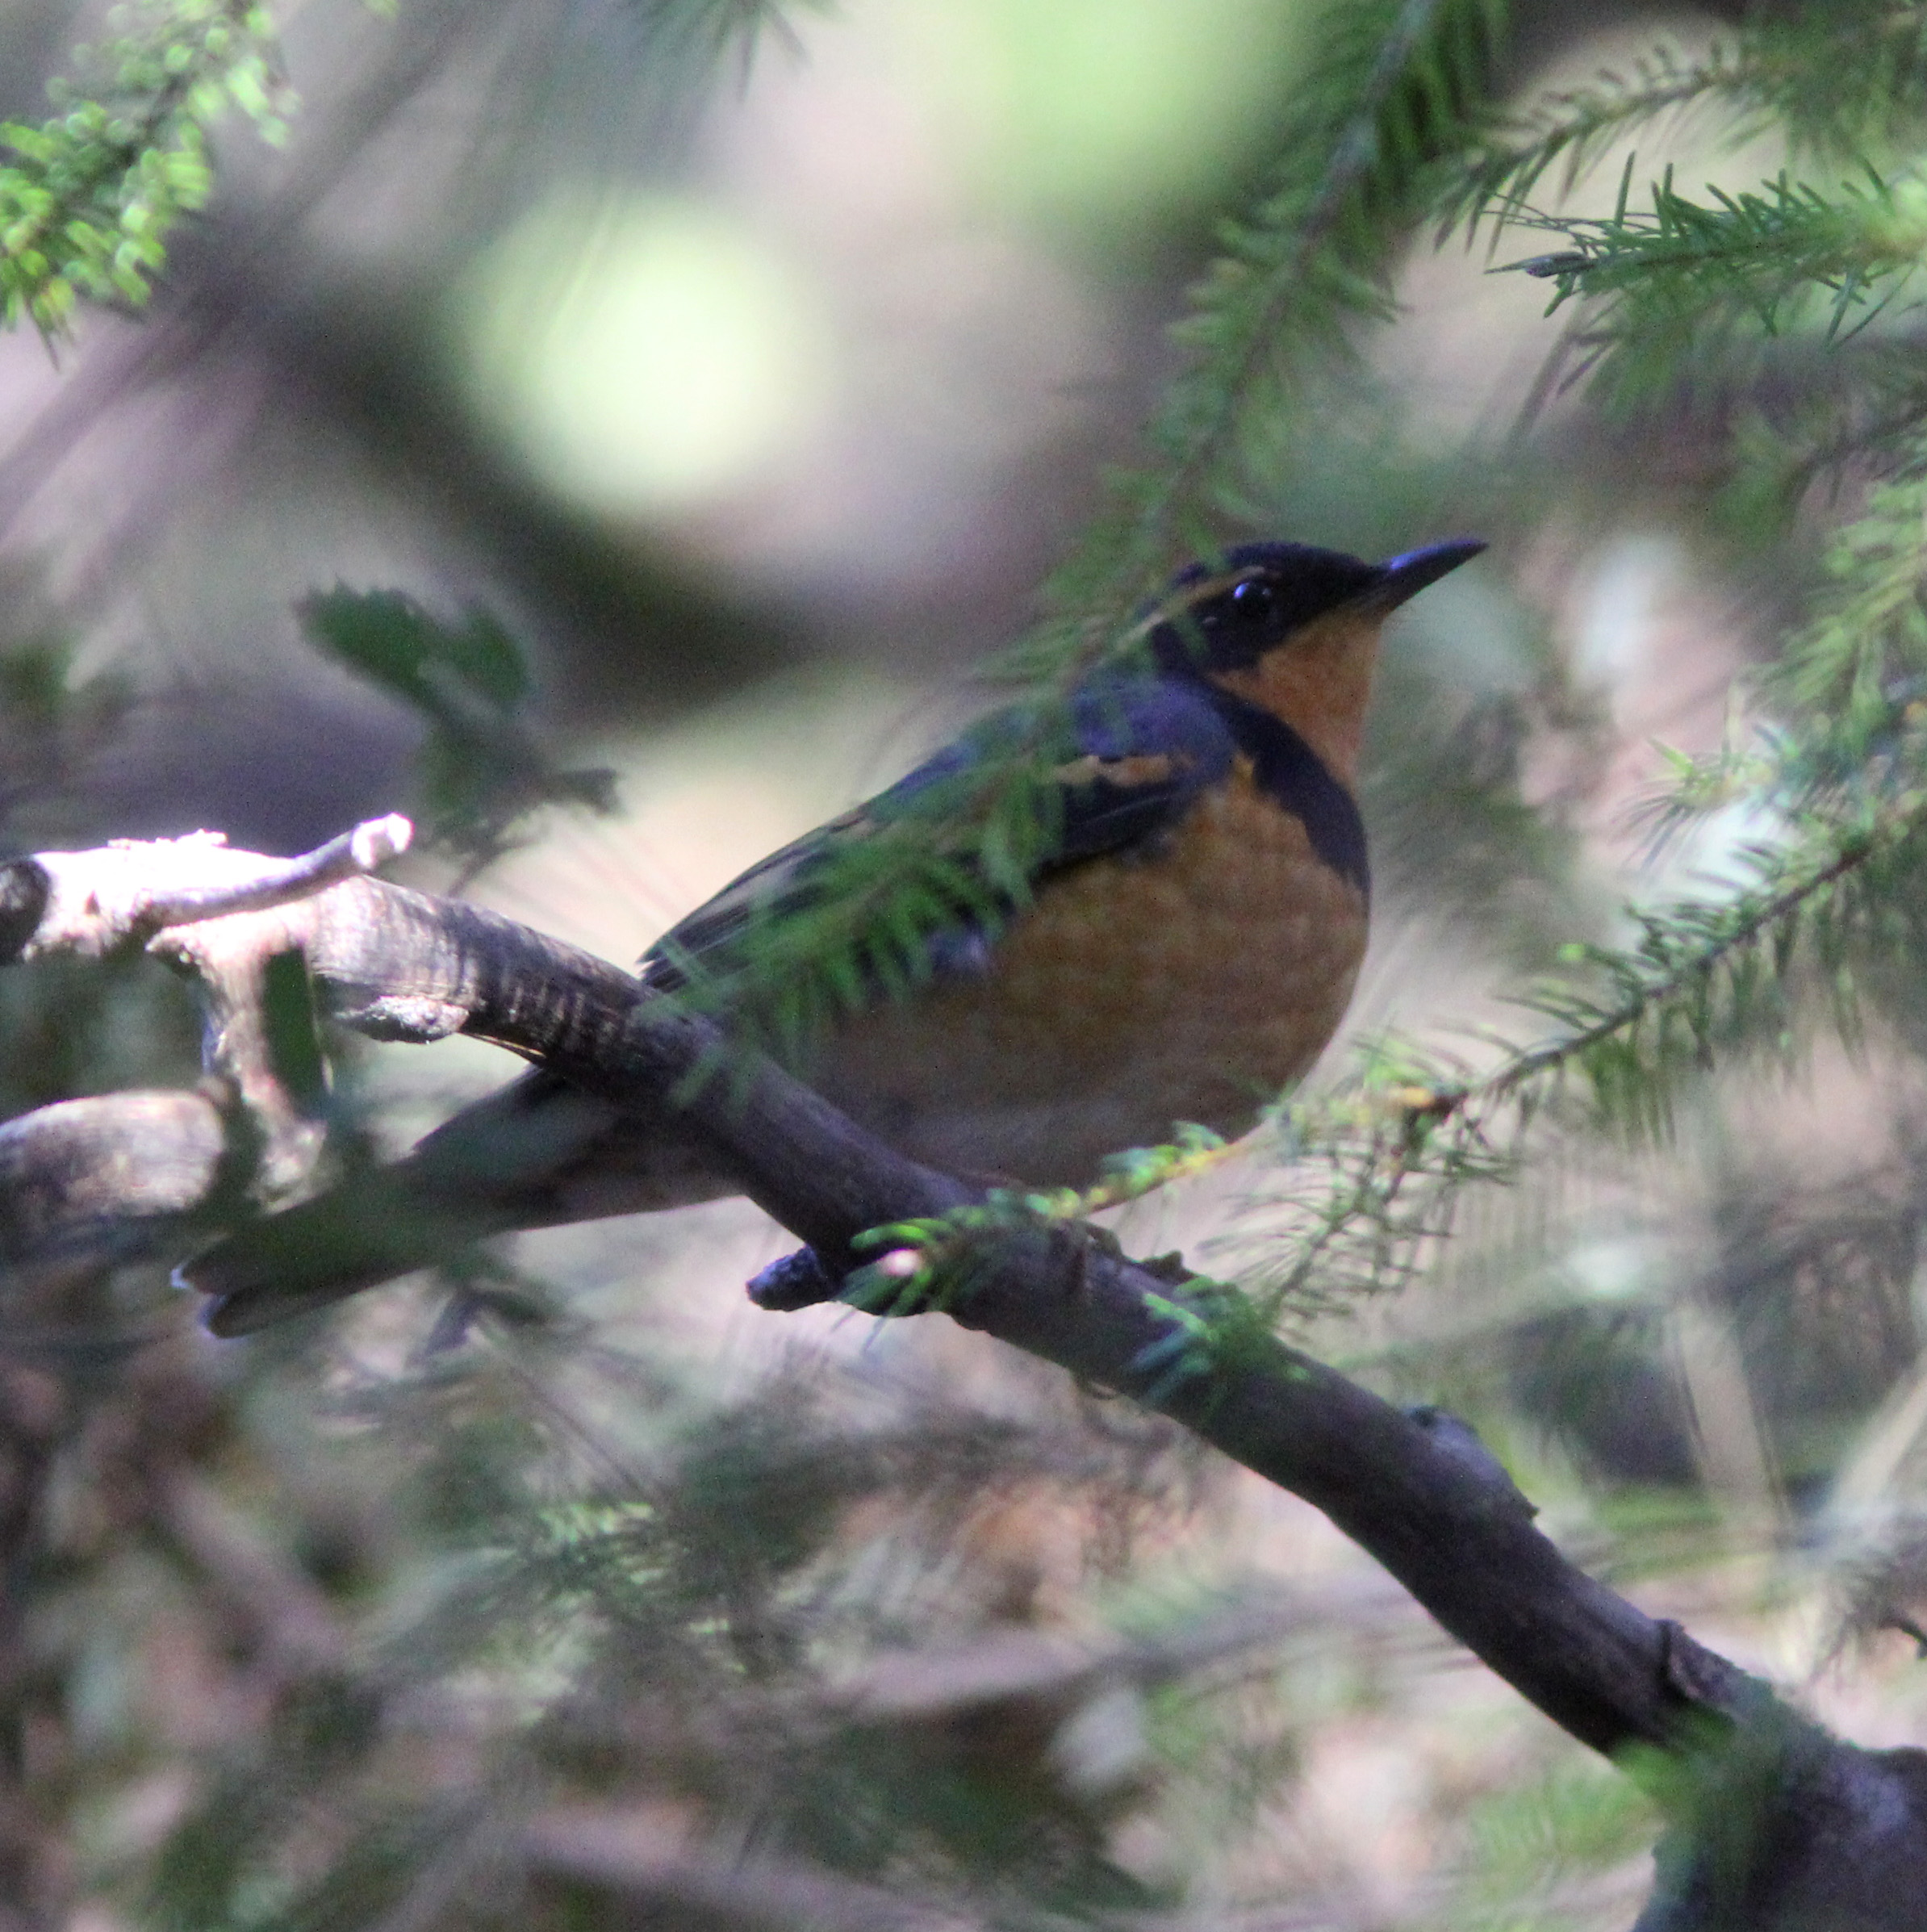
top-left (1174, 600), bottom-right (1927, 1345)
top-left (1230, 771), bottom-right (1927, 1329)
top-left (299, 589), bottom-right (618, 884)
top-left (1445, 1758), bottom-right (1657, 1930)
top-left (125, 1328), bottom-right (1193, 1931)
top-left (0, 0), bottom-right (293, 338)
top-left (1001, 0), bottom-right (1507, 667)
top-left (0, 0), bottom-right (838, 343)
top-left (1449, 4), bottom-right (1927, 466)
top-left (849, 1127), bottom-right (1231, 1311)
top-left (1157, 1), bottom-right (1927, 1359)
top-left (1095, 0), bottom-right (1506, 592)
top-left (1494, 161), bottom-right (1927, 409)
top-left (1776, 452), bottom-right (1927, 721)
top-left (1440, 44), bottom-right (1759, 236)
top-left (1231, 1052), bottom-right (1511, 1326)
top-left (1732, 5), bottom-right (1927, 157)
top-left (846, 1127), bottom-right (1234, 1326)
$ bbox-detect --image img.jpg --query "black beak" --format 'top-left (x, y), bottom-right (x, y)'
top-left (1366, 538), bottom-right (1486, 611)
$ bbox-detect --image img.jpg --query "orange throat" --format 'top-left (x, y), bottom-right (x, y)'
top-left (1204, 606), bottom-right (1386, 784)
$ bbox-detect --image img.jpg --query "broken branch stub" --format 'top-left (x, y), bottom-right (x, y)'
top-left (0, 818), bottom-right (419, 1279)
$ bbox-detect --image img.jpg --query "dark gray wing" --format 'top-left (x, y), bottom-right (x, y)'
top-left (638, 673), bottom-right (1237, 996)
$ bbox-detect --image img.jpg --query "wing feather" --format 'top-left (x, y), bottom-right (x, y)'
top-left (639, 675), bottom-right (1235, 996)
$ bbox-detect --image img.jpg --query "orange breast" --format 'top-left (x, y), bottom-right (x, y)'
top-left (807, 763), bottom-right (1369, 1186)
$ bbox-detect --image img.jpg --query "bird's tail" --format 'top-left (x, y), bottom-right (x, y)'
top-left (181, 1071), bottom-right (736, 1336)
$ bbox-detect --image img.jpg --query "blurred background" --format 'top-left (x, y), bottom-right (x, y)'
top-left (6, 2), bottom-right (1927, 1928)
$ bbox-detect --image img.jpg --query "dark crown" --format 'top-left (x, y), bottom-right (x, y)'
top-left (1149, 542), bottom-right (1384, 675)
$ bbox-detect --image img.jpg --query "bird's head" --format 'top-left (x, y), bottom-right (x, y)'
top-left (1146, 538), bottom-right (1485, 782)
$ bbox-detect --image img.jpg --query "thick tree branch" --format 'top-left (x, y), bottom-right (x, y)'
top-left (2, 841), bottom-right (1731, 1754)
top-left (0, 836), bottom-right (1848, 1755)
top-left (2, 830), bottom-right (1925, 1926)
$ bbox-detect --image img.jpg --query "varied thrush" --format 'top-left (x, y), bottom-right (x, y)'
top-left (188, 537), bottom-right (1483, 1326)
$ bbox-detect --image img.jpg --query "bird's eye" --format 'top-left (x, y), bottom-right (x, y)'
top-left (1228, 579), bottom-right (1275, 623)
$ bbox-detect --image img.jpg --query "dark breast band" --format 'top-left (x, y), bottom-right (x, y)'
top-left (1202, 685), bottom-right (1369, 901)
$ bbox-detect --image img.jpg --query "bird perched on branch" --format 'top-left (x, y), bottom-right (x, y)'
top-left (188, 537), bottom-right (1483, 1331)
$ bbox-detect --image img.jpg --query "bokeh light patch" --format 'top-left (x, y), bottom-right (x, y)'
top-left (457, 192), bottom-right (838, 520)
top-left (888, 0), bottom-right (1310, 232)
